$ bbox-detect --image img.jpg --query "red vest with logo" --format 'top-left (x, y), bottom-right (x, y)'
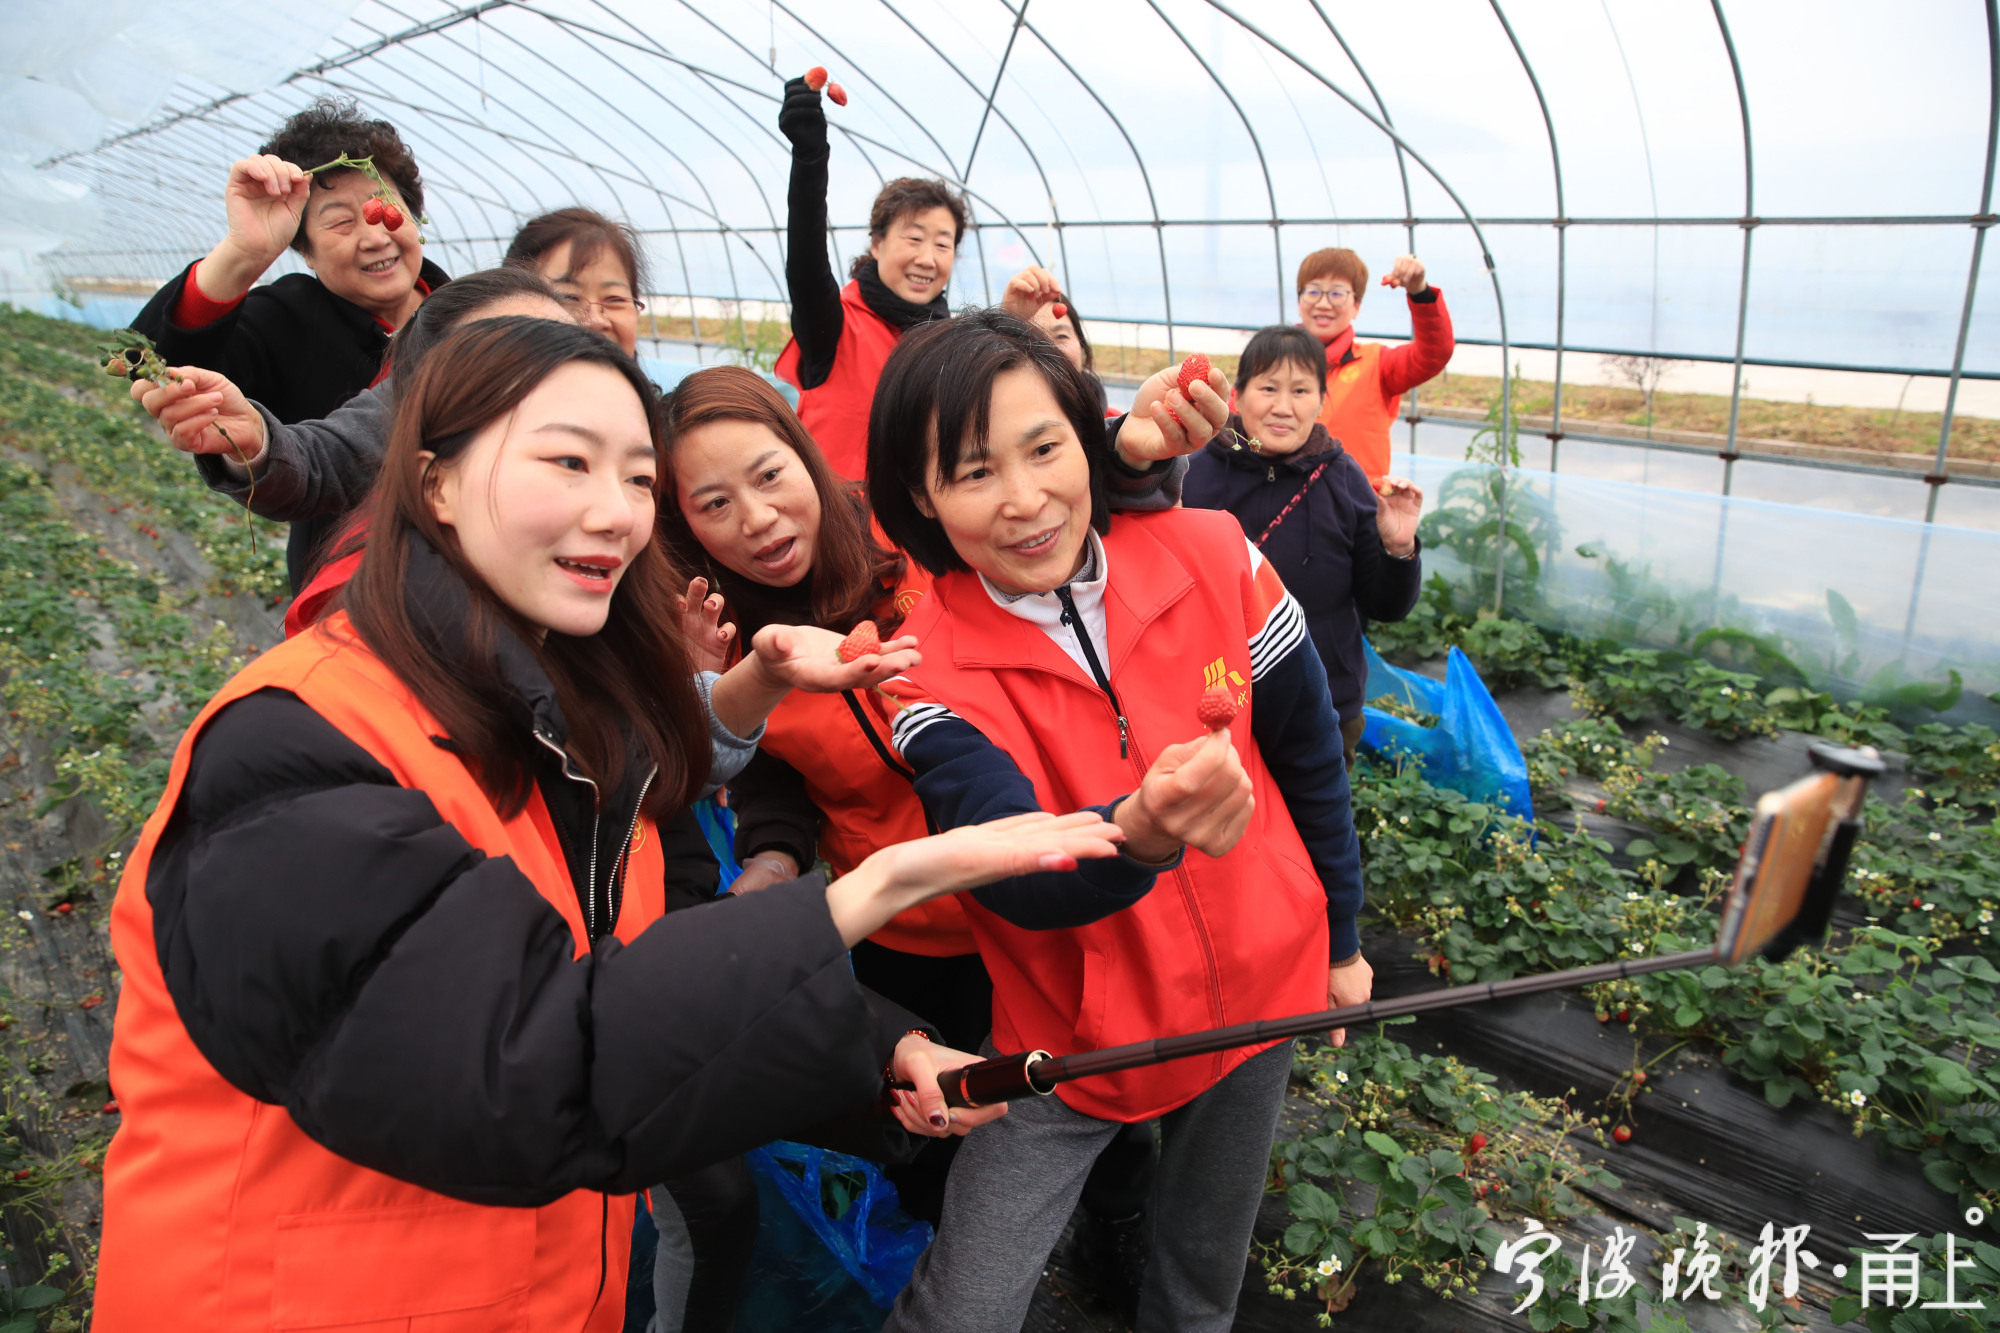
top-left (95, 619), bottom-right (664, 1332)
top-left (775, 281), bottom-right (901, 481)
top-left (887, 509), bottom-right (1329, 1121)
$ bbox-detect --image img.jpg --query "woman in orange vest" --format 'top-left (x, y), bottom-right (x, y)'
top-left (1294, 248), bottom-right (1456, 481)
top-left (656, 356), bottom-right (1216, 1312)
top-left (92, 315), bottom-right (1126, 1332)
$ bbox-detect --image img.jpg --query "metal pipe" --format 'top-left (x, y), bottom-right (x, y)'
top-left (1146, 0), bottom-right (1287, 322)
top-left (1930, 0), bottom-right (2000, 522)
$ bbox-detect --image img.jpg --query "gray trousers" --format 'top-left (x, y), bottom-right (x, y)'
top-left (882, 1040), bottom-right (1294, 1333)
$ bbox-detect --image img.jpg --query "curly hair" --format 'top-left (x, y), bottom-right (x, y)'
top-left (263, 97), bottom-right (425, 257)
top-left (848, 177), bottom-right (969, 279)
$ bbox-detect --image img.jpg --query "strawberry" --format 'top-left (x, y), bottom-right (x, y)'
top-left (1616, 1008), bottom-right (1630, 1023)
top-left (361, 196), bottom-right (385, 225)
top-left (1594, 798), bottom-right (1607, 813)
top-left (52, 903), bottom-right (71, 915)
top-left (1176, 353), bottom-right (1212, 400)
top-left (10, 1170), bottom-right (27, 1182)
top-left (1464, 1132), bottom-right (1488, 1155)
top-left (101, 1100), bottom-right (119, 1116)
top-left (1631, 1069), bottom-right (1648, 1087)
top-left (1051, 303), bottom-right (1067, 319)
top-left (826, 82), bottom-right (848, 106)
top-left (1194, 684), bottom-right (1237, 731)
top-left (1611, 1124), bottom-right (1633, 1144)
top-left (1166, 353), bottom-right (1213, 428)
top-left (383, 204), bottom-right (404, 232)
top-left (804, 66), bottom-right (829, 91)
top-left (837, 620), bottom-right (882, 663)
top-left (79, 995), bottom-right (104, 1011)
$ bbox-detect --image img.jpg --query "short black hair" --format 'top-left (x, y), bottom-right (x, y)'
top-left (1236, 324), bottom-right (1327, 394)
top-left (867, 308), bottom-right (1111, 577)
top-left (262, 97), bottom-right (424, 257)
top-left (389, 266), bottom-right (566, 382)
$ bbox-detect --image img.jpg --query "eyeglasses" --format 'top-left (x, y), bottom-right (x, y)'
top-left (558, 292), bottom-right (646, 316)
top-left (1300, 286), bottom-right (1354, 305)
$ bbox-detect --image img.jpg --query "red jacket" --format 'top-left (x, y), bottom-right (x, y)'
top-left (776, 281), bottom-right (901, 481)
top-left (1314, 287), bottom-right (1455, 480)
top-left (878, 510), bottom-right (1336, 1121)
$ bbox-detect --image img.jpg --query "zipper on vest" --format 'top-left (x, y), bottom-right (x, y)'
top-left (1053, 584), bottom-right (1128, 759)
top-left (1267, 465), bottom-right (1277, 482)
top-left (534, 728), bottom-right (605, 940)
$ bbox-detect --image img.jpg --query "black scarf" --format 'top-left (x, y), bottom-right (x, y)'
top-left (855, 258), bottom-right (950, 331)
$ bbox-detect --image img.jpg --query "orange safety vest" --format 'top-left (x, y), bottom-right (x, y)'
top-left (96, 618), bottom-right (665, 1332)
top-left (1318, 341), bottom-right (1397, 482)
top-left (775, 281), bottom-right (902, 482)
top-left (753, 562), bottom-right (974, 956)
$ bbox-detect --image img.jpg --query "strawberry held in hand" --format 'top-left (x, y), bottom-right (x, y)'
top-left (826, 82), bottom-right (848, 106)
top-left (1195, 684), bottom-right (1238, 732)
top-left (837, 619), bottom-right (883, 663)
top-left (804, 66), bottom-right (829, 91)
top-left (1167, 353), bottom-right (1213, 429)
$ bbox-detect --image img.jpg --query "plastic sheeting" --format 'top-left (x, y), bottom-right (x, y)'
top-left (1403, 455), bottom-right (2000, 723)
top-left (5, 0), bottom-right (1994, 379)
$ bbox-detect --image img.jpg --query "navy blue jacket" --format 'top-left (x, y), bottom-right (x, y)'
top-left (1184, 421), bottom-right (1421, 722)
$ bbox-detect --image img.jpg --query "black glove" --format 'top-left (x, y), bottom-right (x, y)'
top-left (778, 76), bottom-right (828, 154)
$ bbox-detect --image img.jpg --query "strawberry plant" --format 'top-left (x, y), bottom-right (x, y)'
top-left (1263, 1030), bottom-right (1618, 1322)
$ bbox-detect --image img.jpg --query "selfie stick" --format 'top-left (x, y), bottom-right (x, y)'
top-left (927, 743), bottom-right (1884, 1110)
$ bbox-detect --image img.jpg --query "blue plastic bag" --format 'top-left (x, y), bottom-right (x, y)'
top-left (1359, 643), bottom-right (1534, 820)
top-left (744, 1142), bottom-right (933, 1309)
top-left (691, 796), bottom-right (741, 889)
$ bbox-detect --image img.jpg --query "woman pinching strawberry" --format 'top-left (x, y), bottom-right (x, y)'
top-left (128, 97), bottom-right (449, 593)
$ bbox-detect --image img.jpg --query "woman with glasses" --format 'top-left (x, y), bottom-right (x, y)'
top-left (1292, 249), bottom-right (1455, 482)
top-left (505, 207), bottom-right (650, 354)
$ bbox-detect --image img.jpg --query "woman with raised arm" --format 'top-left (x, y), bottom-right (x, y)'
top-left (131, 96), bottom-right (448, 590)
top-left (1292, 248), bottom-right (1455, 481)
top-left (92, 316), bottom-right (1123, 1332)
top-left (774, 73), bottom-right (965, 480)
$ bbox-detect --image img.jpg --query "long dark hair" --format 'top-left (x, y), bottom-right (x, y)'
top-left (867, 308), bottom-right (1110, 577)
top-left (344, 316), bottom-right (707, 819)
top-left (658, 366), bottom-right (907, 636)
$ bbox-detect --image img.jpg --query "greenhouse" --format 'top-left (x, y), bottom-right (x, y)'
top-left (0, 1), bottom-right (1996, 1329)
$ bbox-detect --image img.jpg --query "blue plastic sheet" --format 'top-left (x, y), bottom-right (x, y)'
top-left (1360, 643), bottom-right (1534, 820)
top-left (743, 1142), bottom-right (933, 1311)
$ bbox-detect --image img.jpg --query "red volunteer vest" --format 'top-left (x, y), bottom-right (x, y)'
top-left (890, 510), bottom-right (1329, 1121)
top-left (775, 281), bottom-right (902, 481)
top-left (95, 618), bottom-right (665, 1332)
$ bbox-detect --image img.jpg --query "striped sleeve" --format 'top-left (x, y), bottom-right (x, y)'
top-left (866, 675), bottom-right (1174, 929)
top-left (1243, 538), bottom-right (1309, 681)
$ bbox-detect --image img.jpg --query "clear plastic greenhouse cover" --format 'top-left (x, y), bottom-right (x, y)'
top-left (5, 0), bottom-right (1998, 715)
